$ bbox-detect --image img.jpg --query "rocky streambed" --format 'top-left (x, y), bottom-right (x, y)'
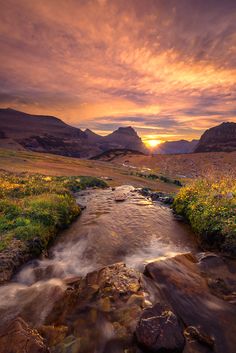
top-left (0, 186), bottom-right (235, 353)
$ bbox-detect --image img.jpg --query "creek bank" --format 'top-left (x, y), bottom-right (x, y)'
top-left (0, 174), bottom-right (108, 284)
top-left (1, 253), bottom-right (236, 353)
top-left (172, 177), bottom-right (236, 258)
top-left (137, 187), bottom-right (174, 205)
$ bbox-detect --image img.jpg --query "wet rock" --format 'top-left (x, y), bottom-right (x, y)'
top-left (184, 326), bottom-right (214, 349)
top-left (52, 334), bottom-right (80, 353)
top-left (0, 317), bottom-right (50, 353)
top-left (136, 303), bottom-right (185, 353)
top-left (197, 252), bottom-right (236, 300)
top-left (0, 239), bottom-right (32, 284)
top-left (38, 325), bottom-right (68, 347)
top-left (145, 253), bottom-right (236, 353)
top-left (138, 188), bottom-right (174, 204)
top-left (158, 195), bottom-right (174, 204)
top-left (115, 194), bottom-right (127, 202)
top-left (44, 263), bottom-right (150, 352)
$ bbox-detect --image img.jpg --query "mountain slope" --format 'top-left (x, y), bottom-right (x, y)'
top-left (0, 108), bottom-right (94, 158)
top-left (84, 129), bottom-right (103, 143)
top-left (195, 122), bottom-right (236, 152)
top-left (0, 108), bottom-right (147, 158)
top-left (154, 139), bottom-right (198, 154)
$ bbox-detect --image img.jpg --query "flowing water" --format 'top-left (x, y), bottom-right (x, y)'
top-left (16, 185), bottom-right (197, 284)
top-left (0, 186), bottom-right (199, 342)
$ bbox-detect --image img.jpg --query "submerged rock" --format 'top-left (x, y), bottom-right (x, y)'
top-left (115, 194), bottom-right (127, 202)
top-left (136, 303), bottom-right (185, 352)
top-left (184, 326), bottom-right (214, 349)
top-left (43, 263), bottom-right (151, 352)
top-left (0, 317), bottom-right (50, 353)
top-left (137, 188), bottom-right (174, 205)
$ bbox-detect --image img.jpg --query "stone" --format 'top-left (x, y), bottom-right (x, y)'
top-left (0, 317), bottom-right (50, 353)
top-left (135, 303), bottom-right (185, 352)
top-left (38, 325), bottom-right (68, 347)
top-left (145, 253), bottom-right (236, 353)
top-left (184, 326), bottom-right (214, 348)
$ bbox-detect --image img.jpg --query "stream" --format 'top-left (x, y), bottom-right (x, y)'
top-left (0, 186), bottom-right (235, 353)
top-left (16, 185), bottom-right (197, 283)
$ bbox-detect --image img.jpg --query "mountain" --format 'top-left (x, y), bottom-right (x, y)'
top-left (86, 126), bottom-right (148, 155)
top-left (102, 127), bottom-right (147, 153)
top-left (84, 129), bottom-right (103, 143)
top-left (0, 108), bottom-right (147, 158)
top-left (154, 139), bottom-right (199, 154)
top-left (195, 122), bottom-right (236, 153)
top-left (0, 108), bottom-right (97, 158)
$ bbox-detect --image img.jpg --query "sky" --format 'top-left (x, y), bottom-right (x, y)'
top-left (0, 0), bottom-right (236, 143)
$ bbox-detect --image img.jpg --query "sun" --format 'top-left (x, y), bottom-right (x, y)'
top-left (146, 139), bottom-right (162, 148)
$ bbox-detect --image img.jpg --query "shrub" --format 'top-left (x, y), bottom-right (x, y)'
top-left (173, 176), bottom-right (236, 255)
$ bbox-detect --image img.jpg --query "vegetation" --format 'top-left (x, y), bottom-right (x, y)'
top-left (0, 173), bottom-right (107, 252)
top-left (133, 171), bottom-right (182, 186)
top-left (173, 175), bottom-right (236, 255)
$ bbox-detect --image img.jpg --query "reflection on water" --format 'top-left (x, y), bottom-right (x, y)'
top-left (0, 186), bottom-right (197, 326)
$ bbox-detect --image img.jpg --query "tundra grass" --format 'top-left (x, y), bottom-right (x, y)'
top-left (0, 173), bottom-right (107, 252)
top-left (173, 175), bottom-right (236, 256)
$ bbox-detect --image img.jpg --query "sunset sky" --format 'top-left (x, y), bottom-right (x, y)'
top-left (0, 0), bottom-right (236, 142)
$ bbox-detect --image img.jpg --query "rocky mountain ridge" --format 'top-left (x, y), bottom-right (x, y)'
top-left (195, 122), bottom-right (236, 152)
top-left (0, 108), bottom-right (147, 158)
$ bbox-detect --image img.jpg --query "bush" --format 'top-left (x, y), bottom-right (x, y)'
top-left (173, 176), bottom-right (236, 255)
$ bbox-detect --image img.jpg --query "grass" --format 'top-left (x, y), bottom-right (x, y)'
top-left (0, 173), bottom-right (107, 252)
top-left (173, 175), bottom-right (236, 256)
top-left (0, 148), bottom-right (180, 193)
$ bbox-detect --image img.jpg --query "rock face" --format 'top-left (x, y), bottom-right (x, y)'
top-left (102, 127), bottom-right (147, 153)
top-left (145, 253), bottom-right (236, 353)
top-left (154, 139), bottom-right (198, 154)
top-left (195, 122), bottom-right (236, 152)
top-left (0, 108), bottom-right (147, 158)
top-left (0, 317), bottom-right (50, 353)
top-left (1, 255), bottom-right (236, 353)
top-left (136, 303), bottom-right (185, 352)
top-left (0, 239), bottom-right (33, 284)
top-left (0, 262), bottom-right (151, 353)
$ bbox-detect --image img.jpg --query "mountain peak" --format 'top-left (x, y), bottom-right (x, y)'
top-left (195, 121), bottom-right (236, 153)
top-left (114, 126), bottom-right (138, 136)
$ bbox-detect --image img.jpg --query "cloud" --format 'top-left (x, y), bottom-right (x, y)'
top-left (0, 0), bottom-right (235, 140)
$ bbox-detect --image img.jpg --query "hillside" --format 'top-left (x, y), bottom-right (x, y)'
top-left (195, 122), bottom-right (236, 152)
top-left (0, 108), bottom-right (147, 158)
top-left (100, 151), bottom-right (236, 179)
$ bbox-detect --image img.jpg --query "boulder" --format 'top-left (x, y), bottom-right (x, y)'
top-left (0, 317), bottom-right (50, 353)
top-left (43, 263), bottom-right (150, 352)
top-left (136, 303), bottom-right (185, 352)
top-left (145, 253), bottom-right (236, 353)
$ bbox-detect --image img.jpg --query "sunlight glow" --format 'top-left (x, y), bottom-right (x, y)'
top-left (145, 139), bottom-right (162, 148)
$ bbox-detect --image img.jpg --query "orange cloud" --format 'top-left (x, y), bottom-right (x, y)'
top-left (0, 0), bottom-right (235, 140)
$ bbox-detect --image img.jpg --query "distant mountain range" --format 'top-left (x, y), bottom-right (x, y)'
top-left (0, 108), bottom-right (147, 158)
top-left (0, 108), bottom-right (235, 158)
top-left (154, 139), bottom-right (199, 154)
